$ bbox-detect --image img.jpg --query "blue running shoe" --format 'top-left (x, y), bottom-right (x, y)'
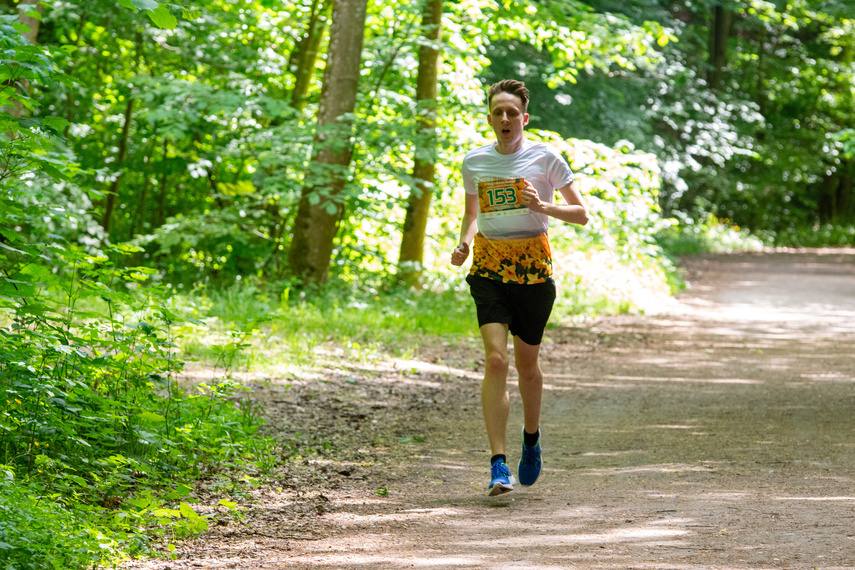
top-left (518, 427), bottom-right (542, 486)
top-left (488, 458), bottom-right (516, 496)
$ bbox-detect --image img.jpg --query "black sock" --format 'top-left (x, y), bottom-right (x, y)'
top-left (524, 428), bottom-right (540, 447)
top-left (490, 454), bottom-right (506, 465)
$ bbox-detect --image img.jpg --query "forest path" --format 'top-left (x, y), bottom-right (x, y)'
top-left (126, 250), bottom-right (855, 569)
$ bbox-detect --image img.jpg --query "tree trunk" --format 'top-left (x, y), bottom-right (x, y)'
top-left (156, 173), bottom-right (169, 227)
top-left (754, 25), bottom-right (767, 118)
top-left (131, 136), bottom-right (160, 237)
top-left (153, 138), bottom-right (170, 227)
top-left (101, 96), bottom-right (134, 234)
top-left (287, 0), bottom-right (369, 284)
top-left (289, 0), bottom-right (332, 112)
top-left (17, 0), bottom-right (42, 45)
top-left (707, 5), bottom-right (732, 90)
top-left (3, 0), bottom-right (43, 120)
top-left (133, 167), bottom-right (151, 237)
top-left (398, 0), bottom-right (443, 286)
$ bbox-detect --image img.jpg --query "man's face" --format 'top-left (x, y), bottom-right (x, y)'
top-left (487, 92), bottom-right (529, 146)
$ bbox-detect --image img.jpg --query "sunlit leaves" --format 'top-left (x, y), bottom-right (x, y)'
top-left (117, 0), bottom-right (159, 11)
top-left (833, 129), bottom-right (855, 159)
top-left (116, 0), bottom-right (181, 30)
top-left (147, 5), bottom-right (178, 30)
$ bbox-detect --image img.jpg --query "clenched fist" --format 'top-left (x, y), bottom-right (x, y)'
top-left (520, 180), bottom-right (546, 213)
top-left (451, 242), bottom-right (470, 266)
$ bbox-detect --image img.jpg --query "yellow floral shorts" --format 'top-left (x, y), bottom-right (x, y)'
top-left (469, 232), bottom-right (552, 284)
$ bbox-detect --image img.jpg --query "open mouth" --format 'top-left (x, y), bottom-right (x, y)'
top-left (502, 128), bottom-right (511, 135)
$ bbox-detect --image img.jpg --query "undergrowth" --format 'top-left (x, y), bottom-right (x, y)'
top-left (770, 223), bottom-right (855, 248)
top-left (655, 215), bottom-right (768, 256)
top-left (0, 216), bottom-right (275, 569)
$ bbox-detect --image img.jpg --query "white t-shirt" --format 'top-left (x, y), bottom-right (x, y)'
top-left (462, 139), bottom-right (575, 240)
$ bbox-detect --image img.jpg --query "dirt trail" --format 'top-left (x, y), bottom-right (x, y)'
top-left (126, 250), bottom-right (855, 570)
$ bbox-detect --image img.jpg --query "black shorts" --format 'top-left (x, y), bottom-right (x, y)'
top-left (466, 274), bottom-right (556, 346)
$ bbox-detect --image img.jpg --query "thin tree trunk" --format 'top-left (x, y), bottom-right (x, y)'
top-left (707, 5), bottom-right (732, 90)
top-left (3, 0), bottom-right (43, 120)
top-left (131, 136), bottom-right (160, 237)
top-left (156, 174), bottom-right (169, 227)
top-left (153, 137), bottom-right (170, 227)
top-left (398, 0), bottom-right (443, 286)
top-left (289, 0), bottom-right (332, 112)
top-left (16, 0), bottom-right (42, 45)
top-left (133, 168), bottom-right (151, 237)
top-left (287, 0), bottom-right (369, 284)
top-left (840, 162), bottom-right (853, 223)
top-left (754, 25), bottom-right (767, 118)
top-left (102, 96), bottom-right (134, 234)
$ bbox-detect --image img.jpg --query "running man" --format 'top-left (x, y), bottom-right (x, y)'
top-left (451, 79), bottom-right (589, 496)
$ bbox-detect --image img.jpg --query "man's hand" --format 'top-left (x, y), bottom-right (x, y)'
top-left (520, 181), bottom-right (546, 213)
top-left (451, 242), bottom-right (470, 266)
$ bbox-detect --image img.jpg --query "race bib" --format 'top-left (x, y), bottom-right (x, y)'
top-left (477, 177), bottom-right (528, 219)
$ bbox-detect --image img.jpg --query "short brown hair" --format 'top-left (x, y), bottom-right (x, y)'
top-left (487, 79), bottom-right (530, 112)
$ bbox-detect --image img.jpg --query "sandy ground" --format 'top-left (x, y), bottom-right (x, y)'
top-left (124, 250), bottom-right (855, 570)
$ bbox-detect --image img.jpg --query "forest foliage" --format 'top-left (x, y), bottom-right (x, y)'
top-left (2, 0), bottom-right (855, 567)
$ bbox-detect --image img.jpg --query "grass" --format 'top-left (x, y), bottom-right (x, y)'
top-left (172, 280), bottom-right (478, 371)
top-left (171, 243), bottom-right (681, 370)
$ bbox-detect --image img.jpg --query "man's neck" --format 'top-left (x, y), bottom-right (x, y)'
top-left (494, 137), bottom-right (525, 155)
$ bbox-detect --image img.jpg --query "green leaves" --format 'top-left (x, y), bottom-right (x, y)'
top-left (833, 129), bottom-right (855, 159)
top-left (116, 0), bottom-right (178, 30)
top-left (0, 167), bottom-right (270, 568)
top-left (147, 5), bottom-right (178, 30)
top-left (117, 0), bottom-right (159, 10)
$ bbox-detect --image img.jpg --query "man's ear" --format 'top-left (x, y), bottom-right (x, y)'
top-left (523, 113), bottom-right (530, 126)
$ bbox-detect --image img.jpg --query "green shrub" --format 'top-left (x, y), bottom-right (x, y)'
top-left (771, 224), bottom-right (855, 248)
top-left (0, 472), bottom-right (116, 570)
top-left (656, 215), bottom-right (768, 256)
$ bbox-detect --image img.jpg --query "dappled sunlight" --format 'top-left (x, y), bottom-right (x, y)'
top-left (541, 381), bottom-right (590, 391)
top-left (775, 496), bottom-right (855, 502)
top-left (322, 505), bottom-right (462, 528)
top-left (291, 552), bottom-right (498, 568)
top-left (689, 491), bottom-right (751, 500)
top-left (385, 358), bottom-right (482, 380)
top-left (465, 523), bottom-right (691, 547)
top-left (279, 499), bottom-right (725, 569)
top-left (582, 463), bottom-right (716, 475)
top-left (609, 375), bottom-right (763, 385)
top-left (798, 372), bottom-right (855, 383)
top-left (581, 449), bottom-right (646, 457)
top-left (433, 462), bottom-right (479, 472)
top-left (545, 372), bottom-right (764, 386)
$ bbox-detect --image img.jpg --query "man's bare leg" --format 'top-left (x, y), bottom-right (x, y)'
top-left (513, 335), bottom-right (543, 435)
top-left (514, 334), bottom-right (544, 486)
top-left (479, 322), bottom-right (510, 456)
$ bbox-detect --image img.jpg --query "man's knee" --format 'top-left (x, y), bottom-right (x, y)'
top-left (485, 351), bottom-right (510, 376)
top-left (515, 355), bottom-right (542, 383)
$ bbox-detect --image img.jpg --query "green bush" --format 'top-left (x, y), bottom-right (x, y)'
top-left (771, 224), bottom-right (855, 248)
top-left (0, 472), bottom-right (116, 570)
top-left (1, 22), bottom-right (273, 568)
top-left (0, 196), bottom-right (273, 565)
top-left (656, 215), bottom-right (768, 256)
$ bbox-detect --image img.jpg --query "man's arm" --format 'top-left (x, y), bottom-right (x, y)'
top-left (521, 180), bottom-right (589, 226)
top-left (451, 192), bottom-right (480, 266)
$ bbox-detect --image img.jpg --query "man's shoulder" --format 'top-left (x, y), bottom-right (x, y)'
top-left (524, 139), bottom-right (561, 156)
top-left (463, 143), bottom-right (495, 162)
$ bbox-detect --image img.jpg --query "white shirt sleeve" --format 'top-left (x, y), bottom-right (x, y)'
top-left (547, 148), bottom-right (575, 189)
